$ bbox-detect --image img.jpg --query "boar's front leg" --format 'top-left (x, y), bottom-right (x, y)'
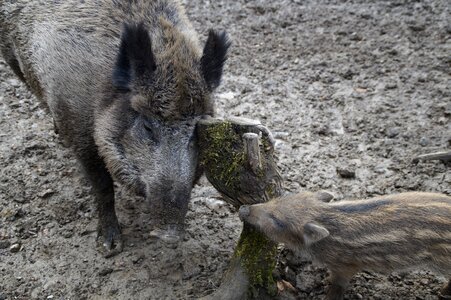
top-left (79, 152), bottom-right (122, 257)
top-left (326, 269), bottom-right (356, 300)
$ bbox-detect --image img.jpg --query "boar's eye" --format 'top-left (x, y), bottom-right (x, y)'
top-left (142, 120), bottom-right (159, 143)
top-left (143, 121), bottom-right (152, 132)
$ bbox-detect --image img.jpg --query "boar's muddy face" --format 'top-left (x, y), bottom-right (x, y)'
top-left (239, 192), bottom-right (330, 250)
top-left (95, 23), bottom-right (230, 240)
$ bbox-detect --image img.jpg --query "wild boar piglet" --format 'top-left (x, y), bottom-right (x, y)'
top-left (239, 192), bottom-right (451, 300)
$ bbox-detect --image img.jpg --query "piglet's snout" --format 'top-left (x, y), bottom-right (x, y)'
top-left (239, 205), bottom-right (250, 221)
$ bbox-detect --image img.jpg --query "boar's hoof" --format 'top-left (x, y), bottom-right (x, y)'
top-left (97, 222), bottom-right (123, 258)
top-left (149, 224), bottom-right (183, 245)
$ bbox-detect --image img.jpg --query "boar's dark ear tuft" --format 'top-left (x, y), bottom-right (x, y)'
top-left (113, 23), bottom-right (156, 92)
top-left (201, 30), bottom-right (231, 90)
top-left (113, 34), bottom-right (131, 92)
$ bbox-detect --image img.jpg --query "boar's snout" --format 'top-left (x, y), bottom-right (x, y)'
top-left (239, 205), bottom-right (251, 221)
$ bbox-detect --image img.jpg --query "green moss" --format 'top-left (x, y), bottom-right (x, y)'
top-left (234, 224), bottom-right (278, 298)
top-left (261, 136), bottom-right (272, 152)
top-left (200, 121), bottom-right (279, 298)
top-left (200, 122), bottom-right (245, 188)
top-left (265, 182), bottom-right (281, 199)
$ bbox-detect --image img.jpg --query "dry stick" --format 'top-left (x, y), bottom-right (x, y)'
top-left (412, 151), bottom-right (451, 164)
top-left (197, 117), bottom-right (284, 300)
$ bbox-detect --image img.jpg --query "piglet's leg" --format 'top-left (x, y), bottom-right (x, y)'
top-left (439, 279), bottom-right (451, 300)
top-left (326, 269), bottom-right (356, 300)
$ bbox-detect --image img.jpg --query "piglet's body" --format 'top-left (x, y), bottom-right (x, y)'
top-left (239, 192), bottom-right (451, 300)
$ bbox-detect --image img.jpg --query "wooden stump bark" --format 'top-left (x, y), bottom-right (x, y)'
top-left (197, 116), bottom-right (284, 299)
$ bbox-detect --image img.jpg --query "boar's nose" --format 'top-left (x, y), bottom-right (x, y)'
top-left (239, 205), bottom-right (250, 221)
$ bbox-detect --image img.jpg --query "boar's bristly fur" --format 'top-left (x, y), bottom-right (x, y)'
top-left (0, 0), bottom-right (230, 256)
top-left (239, 191), bottom-right (451, 300)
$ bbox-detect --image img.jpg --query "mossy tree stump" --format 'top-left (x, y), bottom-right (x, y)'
top-left (197, 117), bottom-right (284, 300)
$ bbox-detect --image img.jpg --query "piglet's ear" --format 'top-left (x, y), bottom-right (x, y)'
top-left (201, 30), bottom-right (231, 91)
top-left (315, 191), bottom-right (335, 203)
top-left (303, 222), bottom-right (329, 246)
top-left (113, 23), bottom-right (156, 92)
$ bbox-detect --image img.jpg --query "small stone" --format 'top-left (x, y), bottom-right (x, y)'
top-left (131, 254), bottom-right (145, 264)
top-left (109, 289), bottom-right (119, 296)
top-left (374, 165), bottom-right (386, 174)
top-left (61, 230), bottom-right (73, 238)
top-left (98, 268), bottom-right (114, 276)
top-left (38, 189), bottom-right (55, 198)
top-left (273, 131), bottom-right (290, 141)
top-left (9, 243), bottom-right (21, 253)
top-left (417, 75), bottom-right (427, 83)
top-left (349, 32), bottom-right (363, 41)
top-left (386, 127), bottom-right (400, 138)
top-left (6, 78), bottom-right (20, 87)
top-left (419, 137), bottom-right (429, 147)
top-left (0, 240), bottom-right (11, 249)
top-left (409, 24), bottom-right (425, 32)
top-left (385, 83), bottom-right (397, 90)
top-left (387, 49), bottom-right (398, 56)
top-left (445, 24), bottom-right (451, 34)
top-left (444, 103), bottom-right (451, 116)
top-left (337, 167), bottom-right (355, 179)
top-left (205, 198), bottom-right (228, 214)
top-left (355, 87), bottom-right (367, 93)
top-left (341, 69), bottom-right (355, 79)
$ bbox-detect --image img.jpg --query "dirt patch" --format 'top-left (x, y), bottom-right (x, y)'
top-left (0, 0), bottom-right (450, 299)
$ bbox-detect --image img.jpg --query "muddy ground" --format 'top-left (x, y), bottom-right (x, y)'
top-left (0, 0), bottom-right (450, 299)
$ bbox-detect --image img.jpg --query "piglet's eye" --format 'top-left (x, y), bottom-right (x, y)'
top-left (269, 214), bottom-right (286, 229)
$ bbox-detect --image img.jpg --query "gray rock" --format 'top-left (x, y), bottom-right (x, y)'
top-left (337, 167), bottom-right (356, 179)
top-left (0, 240), bottom-right (11, 249)
top-left (98, 268), bottom-right (114, 277)
top-left (419, 137), bottom-right (429, 147)
top-left (9, 243), bottom-right (21, 253)
top-left (386, 127), bottom-right (400, 138)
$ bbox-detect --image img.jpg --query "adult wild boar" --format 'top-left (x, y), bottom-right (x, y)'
top-left (0, 0), bottom-right (230, 256)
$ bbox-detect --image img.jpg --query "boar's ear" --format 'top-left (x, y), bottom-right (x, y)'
top-left (303, 222), bottom-right (329, 246)
top-left (113, 23), bottom-right (156, 92)
top-left (201, 30), bottom-right (231, 91)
